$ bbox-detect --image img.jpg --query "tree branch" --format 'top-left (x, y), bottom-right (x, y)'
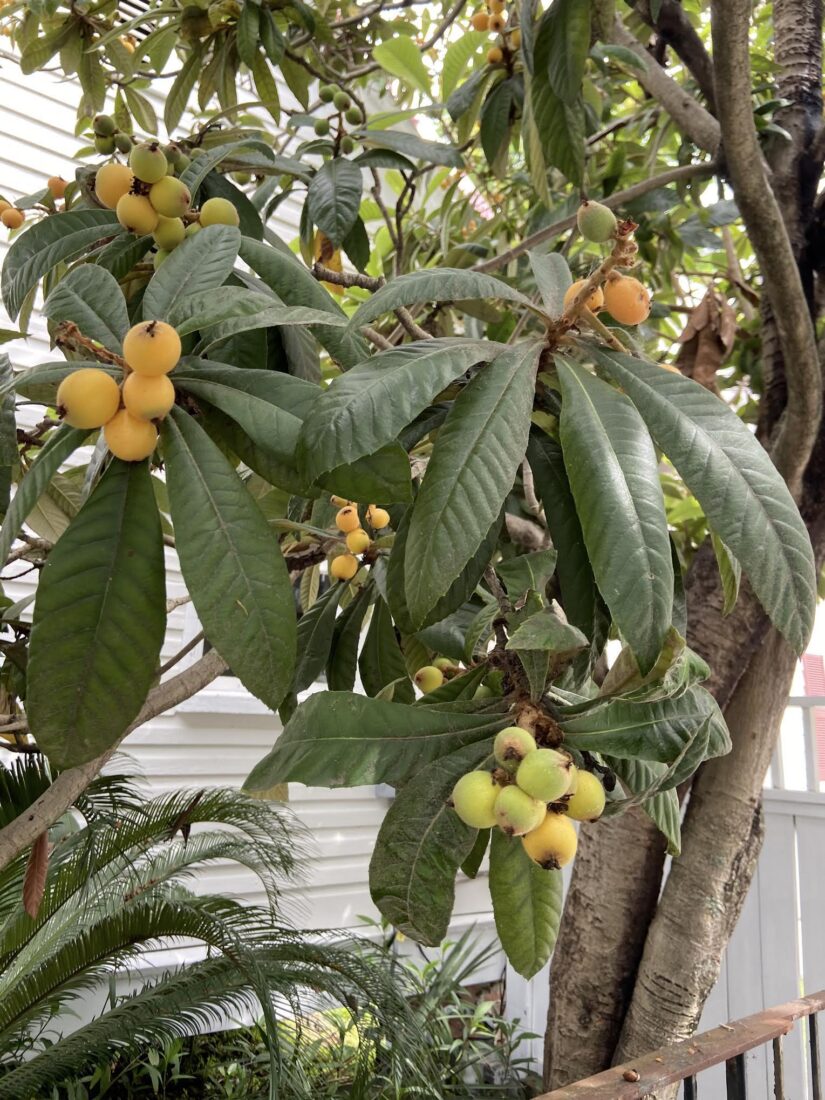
top-left (711, 0), bottom-right (822, 495)
top-left (630, 0), bottom-right (717, 112)
top-left (0, 649), bottom-right (228, 874)
top-left (612, 17), bottom-right (721, 155)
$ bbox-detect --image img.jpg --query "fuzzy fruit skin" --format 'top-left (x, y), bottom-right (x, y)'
top-left (415, 665), bottom-right (445, 694)
top-left (341, 136), bottom-right (356, 154)
top-left (345, 105), bottom-right (363, 125)
top-left (149, 176), bottom-right (191, 218)
top-left (564, 770), bottom-right (606, 822)
top-left (93, 114), bottom-right (117, 137)
top-left (366, 505), bottom-right (390, 529)
top-left (433, 656), bottom-right (457, 672)
top-left (330, 553), bottom-right (358, 581)
top-left (56, 369), bottom-right (121, 429)
top-left (494, 785), bottom-right (547, 836)
top-left (576, 199), bottom-right (618, 243)
top-left (522, 812), bottom-right (578, 868)
top-left (115, 133), bottom-right (135, 155)
top-left (473, 684), bottom-right (495, 700)
top-left (123, 320), bottom-right (181, 377)
top-left (116, 193), bottom-right (159, 235)
top-left (104, 410), bottom-right (158, 461)
top-left (48, 176), bottom-right (67, 199)
top-left (319, 84), bottom-right (335, 102)
top-left (488, 0), bottom-right (505, 11)
top-left (129, 142), bottom-right (168, 184)
top-left (516, 748), bottom-right (574, 802)
top-left (510, 27), bottom-right (521, 46)
top-left (345, 528), bottom-right (371, 554)
top-left (563, 279), bottom-right (604, 313)
top-left (122, 373), bottom-right (175, 421)
top-left (471, 10), bottom-right (489, 29)
top-left (488, 12), bottom-right (506, 30)
top-left (0, 201), bottom-right (9, 215)
top-left (153, 250), bottom-right (169, 270)
top-left (199, 196), bottom-right (240, 227)
top-left (494, 726), bottom-right (538, 773)
top-left (452, 771), bottom-right (499, 829)
top-left (1, 208), bottom-right (24, 229)
top-left (95, 135), bottom-right (116, 155)
top-left (603, 275), bottom-right (651, 325)
top-left (334, 506), bottom-right (361, 533)
top-left (333, 90), bottom-right (351, 111)
top-left (95, 162), bottom-right (134, 209)
top-left (314, 118), bottom-right (331, 137)
top-left (185, 221), bottom-right (202, 237)
top-left (153, 215), bottom-right (186, 251)
top-left (487, 46), bottom-right (503, 63)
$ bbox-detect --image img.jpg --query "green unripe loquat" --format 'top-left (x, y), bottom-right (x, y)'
top-left (153, 249), bottom-right (169, 270)
top-left (473, 684), bottom-right (495, 700)
top-left (522, 812), bottom-right (578, 869)
top-left (452, 770), bottom-right (499, 829)
top-left (149, 175), bottom-right (191, 218)
top-left (314, 117), bottom-right (331, 137)
top-left (415, 665), bottom-right (444, 694)
top-left (175, 152), bottom-right (191, 172)
top-left (95, 134), bottom-right (116, 155)
top-left (129, 141), bottom-right (168, 184)
top-left (185, 220), bottom-right (202, 237)
top-left (494, 726), bottom-right (538, 773)
top-left (345, 105), bottom-right (363, 125)
top-left (199, 196), bottom-right (240, 227)
top-left (341, 135), bottom-right (355, 154)
top-left (433, 656), bottom-right (457, 673)
top-left (114, 133), bottom-right (134, 154)
top-left (93, 114), bottom-right (117, 137)
top-left (516, 747), bottom-right (574, 802)
top-left (153, 215), bottom-right (186, 250)
top-left (319, 84), bottom-right (336, 103)
top-left (576, 199), bottom-right (617, 243)
top-left (564, 770), bottom-right (606, 822)
top-left (494, 785), bottom-right (547, 836)
top-left (333, 90), bottom-right (351, 111)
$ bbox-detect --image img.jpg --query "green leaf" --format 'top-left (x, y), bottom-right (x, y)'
top-left (43, 265), bottom-right (129, 354)
top-left (359, 597), bottom-right (414, 702)
top-left (294, 583), bottom-right (343, 692)
top-left (590, 346), bottom-right (817, 655)
top-left (95, 233), bottom-right (154, 282)
top-left (1, 210), bottom-right (123, 322)
top-left (0, 426), bottom-right (88, 565)
top-left (172, 289), bottom-right (342, 338)
top-left (489, 830), bottom-right (563, 978)
top-left (369, 742), bottom-right (492, 944)
top-left (236, 1), bottom-right (260, 66)
top-left (447, 67), bottom-right (495, 124)
top-left (142, 226), bottom-right (241, 321)
top-left (528, 250), bottom-right (571, 318)
top-left (460, 828), bottom-right (490, 878)
top-left (260, 9), bottom-right (285, 64)
top-left (164, 46), bottom-right (202, 134)
top-left (357, 128), bottom-right (464, 169)
top-left (711, 532), bottom-right (742, 616)
top-left (442, 31), bottom-right (489, 99)
top-left (480, 79), bottom-right (514, 168)
top-left (373, 35), bottom-right (431, 96)
top-left (122, 85), bottom-right (157, 134)
top-left (531, 18), bottom-right (585, 186)
top-left (405, 341), bottom-right (541, 626)
top-left (557, 361), bottom-right (673, 673)
top-left (250, 50), bottom-right (281, 123)
top-left (240, 236), bottom-right (369, 368)
top-left (495, 548), bottom-right (558, 600)
top-left (327, 583), bottom-right (373, 690)
top-left (27, 461), bottom-right (165, 769)
top-left (297, 339), bottom-right (498, 483)
top-left (347, 268), bottom-right (532, 331)
top-left (306, 159), bottom-right (363, 248)
top-left (609, 758), bottom-right (681, 856)
top-left (539, 0), bottom-right (591, 104)
top-left (559, 685), bottom-right (724, 764)
top-left (506, 608), bottom-right (588, 654)
top-left (162, 407), bottom-right (296, 710)
top-left (243, 690), bottom-right (508, 792)
top-left (194, 305), bottom-right (344, 353)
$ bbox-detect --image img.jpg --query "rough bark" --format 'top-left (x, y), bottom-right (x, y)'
top-left (543, 811), bottom-right (667, 1088)
top-left (631, 0), bottom-right (717, 113)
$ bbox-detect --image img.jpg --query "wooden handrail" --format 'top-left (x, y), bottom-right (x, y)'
top-left (537, 990), bottom-right (825, 1098)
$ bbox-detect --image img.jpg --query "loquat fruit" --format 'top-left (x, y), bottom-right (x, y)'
top-left (345, 528), bottom-right (371, 554)
top-left (433, 656), bottom-right (457, 673)
top-left (366, 504), bottom-right (390, 529)
top-left (47, 176), bottom-right (67, 199)
top-left (509, 26), bottom-right (521, 47)
top-left (576, 199), bottom-right (618, 243)
top-left (152, 215), bottom-right (185, 251)
top-left (330, 553), bottom-right (359, 581)
top-left (452, 770), bottom-right (500, 829)
top-left (494, 785), bottom-right (547, 836)
top-left (564, 770), bottom-right (606, 822)
top-left (488, 11), bottom-right (506, 30)
top-left (129, 141), bottom-right (169, 184)
top-left (104, 410), bottom-right (159, 462)
top-left (94, 135), bottom-right (116, 156)
top-left (153, 249), bottom-right (169, 270)
top-left (488, 0), bottom-right (506, 12)
top-left (122, 320), bottom-right (181, 376)
top-left (116, 193), bottom-right (159, 235)
top-left (335, 506), bottom-right (361, 533)
top-left (122, 372), bottom-right (176, 420)
top-left (199, 196), bottom-right (240, 227)
top-left (563, 279), bottom-right (605, 313)
top-left (603, 274), bottom-right (651, 325)
top-left (333, 90), bottom-right (351, 111)
top-left (494, 726), bottom-right (538, 773)
top-left (0, 200), bottom-right (9, 215)
top-left (93, 114), bottom-right (117, 137)
top-left (330, 495), bottom-right (352, 507)
top-left (148, 175), bottom-right (191, 218)
top-left (516, 747), bottom-right (574, 802)
top-left (314, 117), bottom-right (330, 137)
top-left (522, 811), bottom-right (578, 869)
top-left (56, 368), bottom-right (121, 429)
top-left (94, 162), bottom-right (134, 209)
top-left (1, 208), bottom-right (24, 230)
top-left (319, 84), bottom-right (336, 102)
top-left (345, 105), bottom-right (363, 125)
top-left (414, 665), bottom-right (444, 694)
top-left (487, 45), bottom-right (503, 63)
top-left (470, 9), bottom-right (489, 29)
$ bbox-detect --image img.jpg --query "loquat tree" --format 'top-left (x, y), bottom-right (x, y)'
top-left (0, 0), bottom-right (821, 1090)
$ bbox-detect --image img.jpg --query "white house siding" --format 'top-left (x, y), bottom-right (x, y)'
top-left (0, 61), bottom-right (503, 983)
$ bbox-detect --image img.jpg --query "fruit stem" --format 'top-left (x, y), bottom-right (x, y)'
top-left (53, 320), bottom-right (128, 371)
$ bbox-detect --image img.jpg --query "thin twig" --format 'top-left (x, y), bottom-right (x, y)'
top-left (312, 264), bottom-right (385, 291)
top-left (157, 631), bottom-right (204, 677)
top-left (362, 326), bottom-right (394, 350)
top-left (394, 307), bottom-right (432, 341)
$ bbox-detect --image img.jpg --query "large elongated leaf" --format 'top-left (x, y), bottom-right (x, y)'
top-left (531, 22), bottom-right (584, 186)
top-left (558, 360), bottom-right (673, 673)
top-left (373, 36), bottom-right (431, 95)
top-left (538, 0), bottom-right (591, 104)
top-left (369, 742), bottom-right (493, 944)
top-left (293, 583), bottom-right (342, 692)
top-left (194, 304), bottom-right (342, 354)
top-left (142, 226), bottom-right (241, 321)
top-left (489, 830), bottom-right (563, 978)
top-left (43, 265), bottom-right (129, 354)
top-left (405, 341), bottom-right (541, 626)
top-left (506, 608), bottom-right (588, 654)
top-left (297, 339), bottom-right (498, 483)
top-left (26, 461), bottom-right (165, 769)
top-left (2, 210), bottom-right (123, 321)
top-left (357, 128), bottom-right (463, 168)
top-left (348, 269), bottom-right (533, 332)
top-left (609, 757), bottom-right (682, 856)
top-left (559, 685), bottom-right (725, 763)
top-left (359, 597), bottom-right (414, 702)
top-left (529, 251), bottom-right (571, 318)
top-left (326, 582), bottom-right (373, 690)
top-left (240, 236), bottom-right (369, 368)
top-left (306, 159), bottom-right (363, 247)
top-left (162, 407), bottom-right (296, 710)
top-left (243, 690), bottom-right (508, 793)
top-left (0, 426), bottom-right (88, 564)
top-left (590, 346), bottom-right (817, 654)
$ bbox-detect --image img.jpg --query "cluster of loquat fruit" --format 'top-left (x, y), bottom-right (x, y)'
top-left (55, 320), bottom-right (183, 461)
top-left (452, 726), bottom-right (607, 870)
top-left (328, 498), bottom-right (390, 581)
top-left (563, 199), bottom-right (652, 326)
top-left (313, 86), bottom-right (364, 151)
top-left (92, 129), bottom-right (239, 268)
top-left (470, 0), bottom-right (521, 66)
